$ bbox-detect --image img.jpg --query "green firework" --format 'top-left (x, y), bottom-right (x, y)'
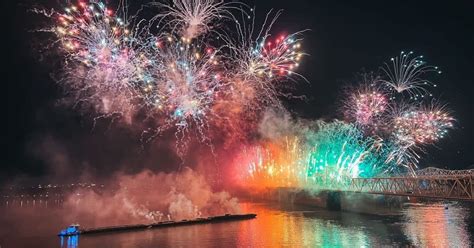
top-left (303, 121), bottom-right (395, 189)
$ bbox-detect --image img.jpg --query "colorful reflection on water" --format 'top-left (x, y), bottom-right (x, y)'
top-left (402, 203), bottom-right (472, 247)
top-left (60, 235), bottom-right (79, 248)
top-left (0, 202), bottom-right (472, 247)
top-left (237, 203), bottom-right (376, 247)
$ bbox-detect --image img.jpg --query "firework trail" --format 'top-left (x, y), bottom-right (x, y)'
top-left (381, 51), bottom-right (442, 100)
top-left (233, 136), bottom-right (307, 189)
top-left (152, 0), bottom-right (241, 40)
top-left (224, 9), bottom-right (307, 110)
top-left (304, 121), bottom-right (395, 188)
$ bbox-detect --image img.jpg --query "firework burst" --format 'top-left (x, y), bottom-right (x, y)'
top-left (392, 103), bottom-right (454, 145)
top-left (343, 81), bottom-right (389, 131)
top-left (140, 37), bottom-right (226, 152)
top-left (35, 1), bottom-right (154, 122)
top-left (224, 10), bottom-right (307, 109)
top-left (54, 1), bottom-right (132, 67)
top-left (152, 0), bottom-right (240, 40)
top-left (381, 51), bottom-right (442, 100)
top-left (376, 101), bottom-right (454, 172)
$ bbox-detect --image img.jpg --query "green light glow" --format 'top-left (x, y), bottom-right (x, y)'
top-left (304, 121), bottom-right (394, 189)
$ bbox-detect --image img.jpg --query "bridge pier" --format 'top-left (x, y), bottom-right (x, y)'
top-left (326, 191), bottom-right (341, 211)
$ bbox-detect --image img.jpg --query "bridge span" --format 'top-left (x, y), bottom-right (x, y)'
top-left (346, 167), bottom-right (474, 201)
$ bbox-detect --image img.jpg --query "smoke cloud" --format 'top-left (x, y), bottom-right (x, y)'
top-left (63, 168), bottom-right (240, 226)
top-left (258, 108), bottom-right (318, 141)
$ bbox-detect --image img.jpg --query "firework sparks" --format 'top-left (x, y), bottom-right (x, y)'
top-left (381, 51), bottom-right (442, 100)
top-left (305, 121), bottom-right (394, 188)
top-left (242, 33), bottom-right (304, 80)
top-left (152, 0), bottom-right (240, 40)
top-left (140, 37), bottom-right (226, 151)
top-left (366, 100), bottom-right (455, 173)
top-left (392, 103), bottom-right (454, 145)
top-left (225, 10), bottom-right (307, 110)
top-left (35, 1), bottom-right (154, 122)
top-left (233, 121), bottom-right (397, 190)
top-left (234, 136), bottom-right (307, 189)
top-left (54, 1), bottom-right (131, 67)
top-left (343, 82), bottom-right (389, 130)
top-left (340, 53), bottom-right (455, 172)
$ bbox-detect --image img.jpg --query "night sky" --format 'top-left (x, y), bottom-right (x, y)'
top-left (4, 0), bottom-right (473, 183)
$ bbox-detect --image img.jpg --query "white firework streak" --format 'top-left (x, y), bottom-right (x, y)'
top-left (381, 51), bottom-right (442, 100)
top-left (223, 9), bottom-right (308, 110)
top-left (151, 0), bottom-right (243, 40)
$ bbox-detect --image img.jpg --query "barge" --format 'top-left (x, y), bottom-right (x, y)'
top-left (58, 213), bottom-right (257, 236)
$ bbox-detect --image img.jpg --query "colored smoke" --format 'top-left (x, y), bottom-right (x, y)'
top-left (63, 168), bottom-right (240, 226)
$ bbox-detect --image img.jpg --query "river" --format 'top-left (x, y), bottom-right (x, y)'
top-left (1, 201), bottom-right (473, 247)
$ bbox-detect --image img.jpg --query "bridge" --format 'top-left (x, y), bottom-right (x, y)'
top-left (346, 167), bottom-right (474, 201)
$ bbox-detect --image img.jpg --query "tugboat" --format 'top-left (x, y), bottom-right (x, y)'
top-left (58, 224), bottom-right (81, 236)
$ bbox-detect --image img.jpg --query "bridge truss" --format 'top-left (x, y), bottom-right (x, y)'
top-left (347, 167), bottom-right (474, 201)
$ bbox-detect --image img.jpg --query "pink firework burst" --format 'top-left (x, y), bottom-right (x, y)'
top-left (343, 82), bottom-right (389, 130)
top-left (393, 103), bottom-right (454, 145)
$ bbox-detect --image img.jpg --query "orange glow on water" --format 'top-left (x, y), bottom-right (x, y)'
top-left (236, 203), bottom-right (305, 247)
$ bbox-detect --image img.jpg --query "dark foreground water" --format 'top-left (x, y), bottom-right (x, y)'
top-left (1, 201), bottom-right (473, 247)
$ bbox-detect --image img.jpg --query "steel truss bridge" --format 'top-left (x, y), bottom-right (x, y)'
top-left (346, 167), bottom-right (474, 201)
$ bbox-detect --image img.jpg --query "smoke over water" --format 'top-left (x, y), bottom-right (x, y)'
top-left (62, 168), bottom-right (240, 225)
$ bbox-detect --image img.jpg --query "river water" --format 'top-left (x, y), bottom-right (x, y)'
top-left (1, 201), bottom-right (473, 247)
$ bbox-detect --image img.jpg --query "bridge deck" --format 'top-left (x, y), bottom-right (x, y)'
top-left (346, 167), bottom-right (474, 201)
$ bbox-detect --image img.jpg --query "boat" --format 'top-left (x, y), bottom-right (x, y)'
top-left (58, 213), bottom-right (257, 236)
top-left (58, 224), bottom-right (81, 236)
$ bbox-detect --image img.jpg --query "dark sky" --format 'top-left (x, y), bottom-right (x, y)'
top-left (4, 0), bottom-right (474, 182)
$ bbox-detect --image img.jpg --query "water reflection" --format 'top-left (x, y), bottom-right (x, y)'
top-left (238, 203), bottom-right (406, 247)
top-left (60, 235), bottom-right (79, 248)
top-left (0, 201), bottom-right (472, 247)
top-left (402, 203), bottom-right (472, 247)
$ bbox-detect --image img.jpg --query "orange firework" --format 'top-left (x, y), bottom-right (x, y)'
top-left (232, 136), bottom-right (307, 190)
